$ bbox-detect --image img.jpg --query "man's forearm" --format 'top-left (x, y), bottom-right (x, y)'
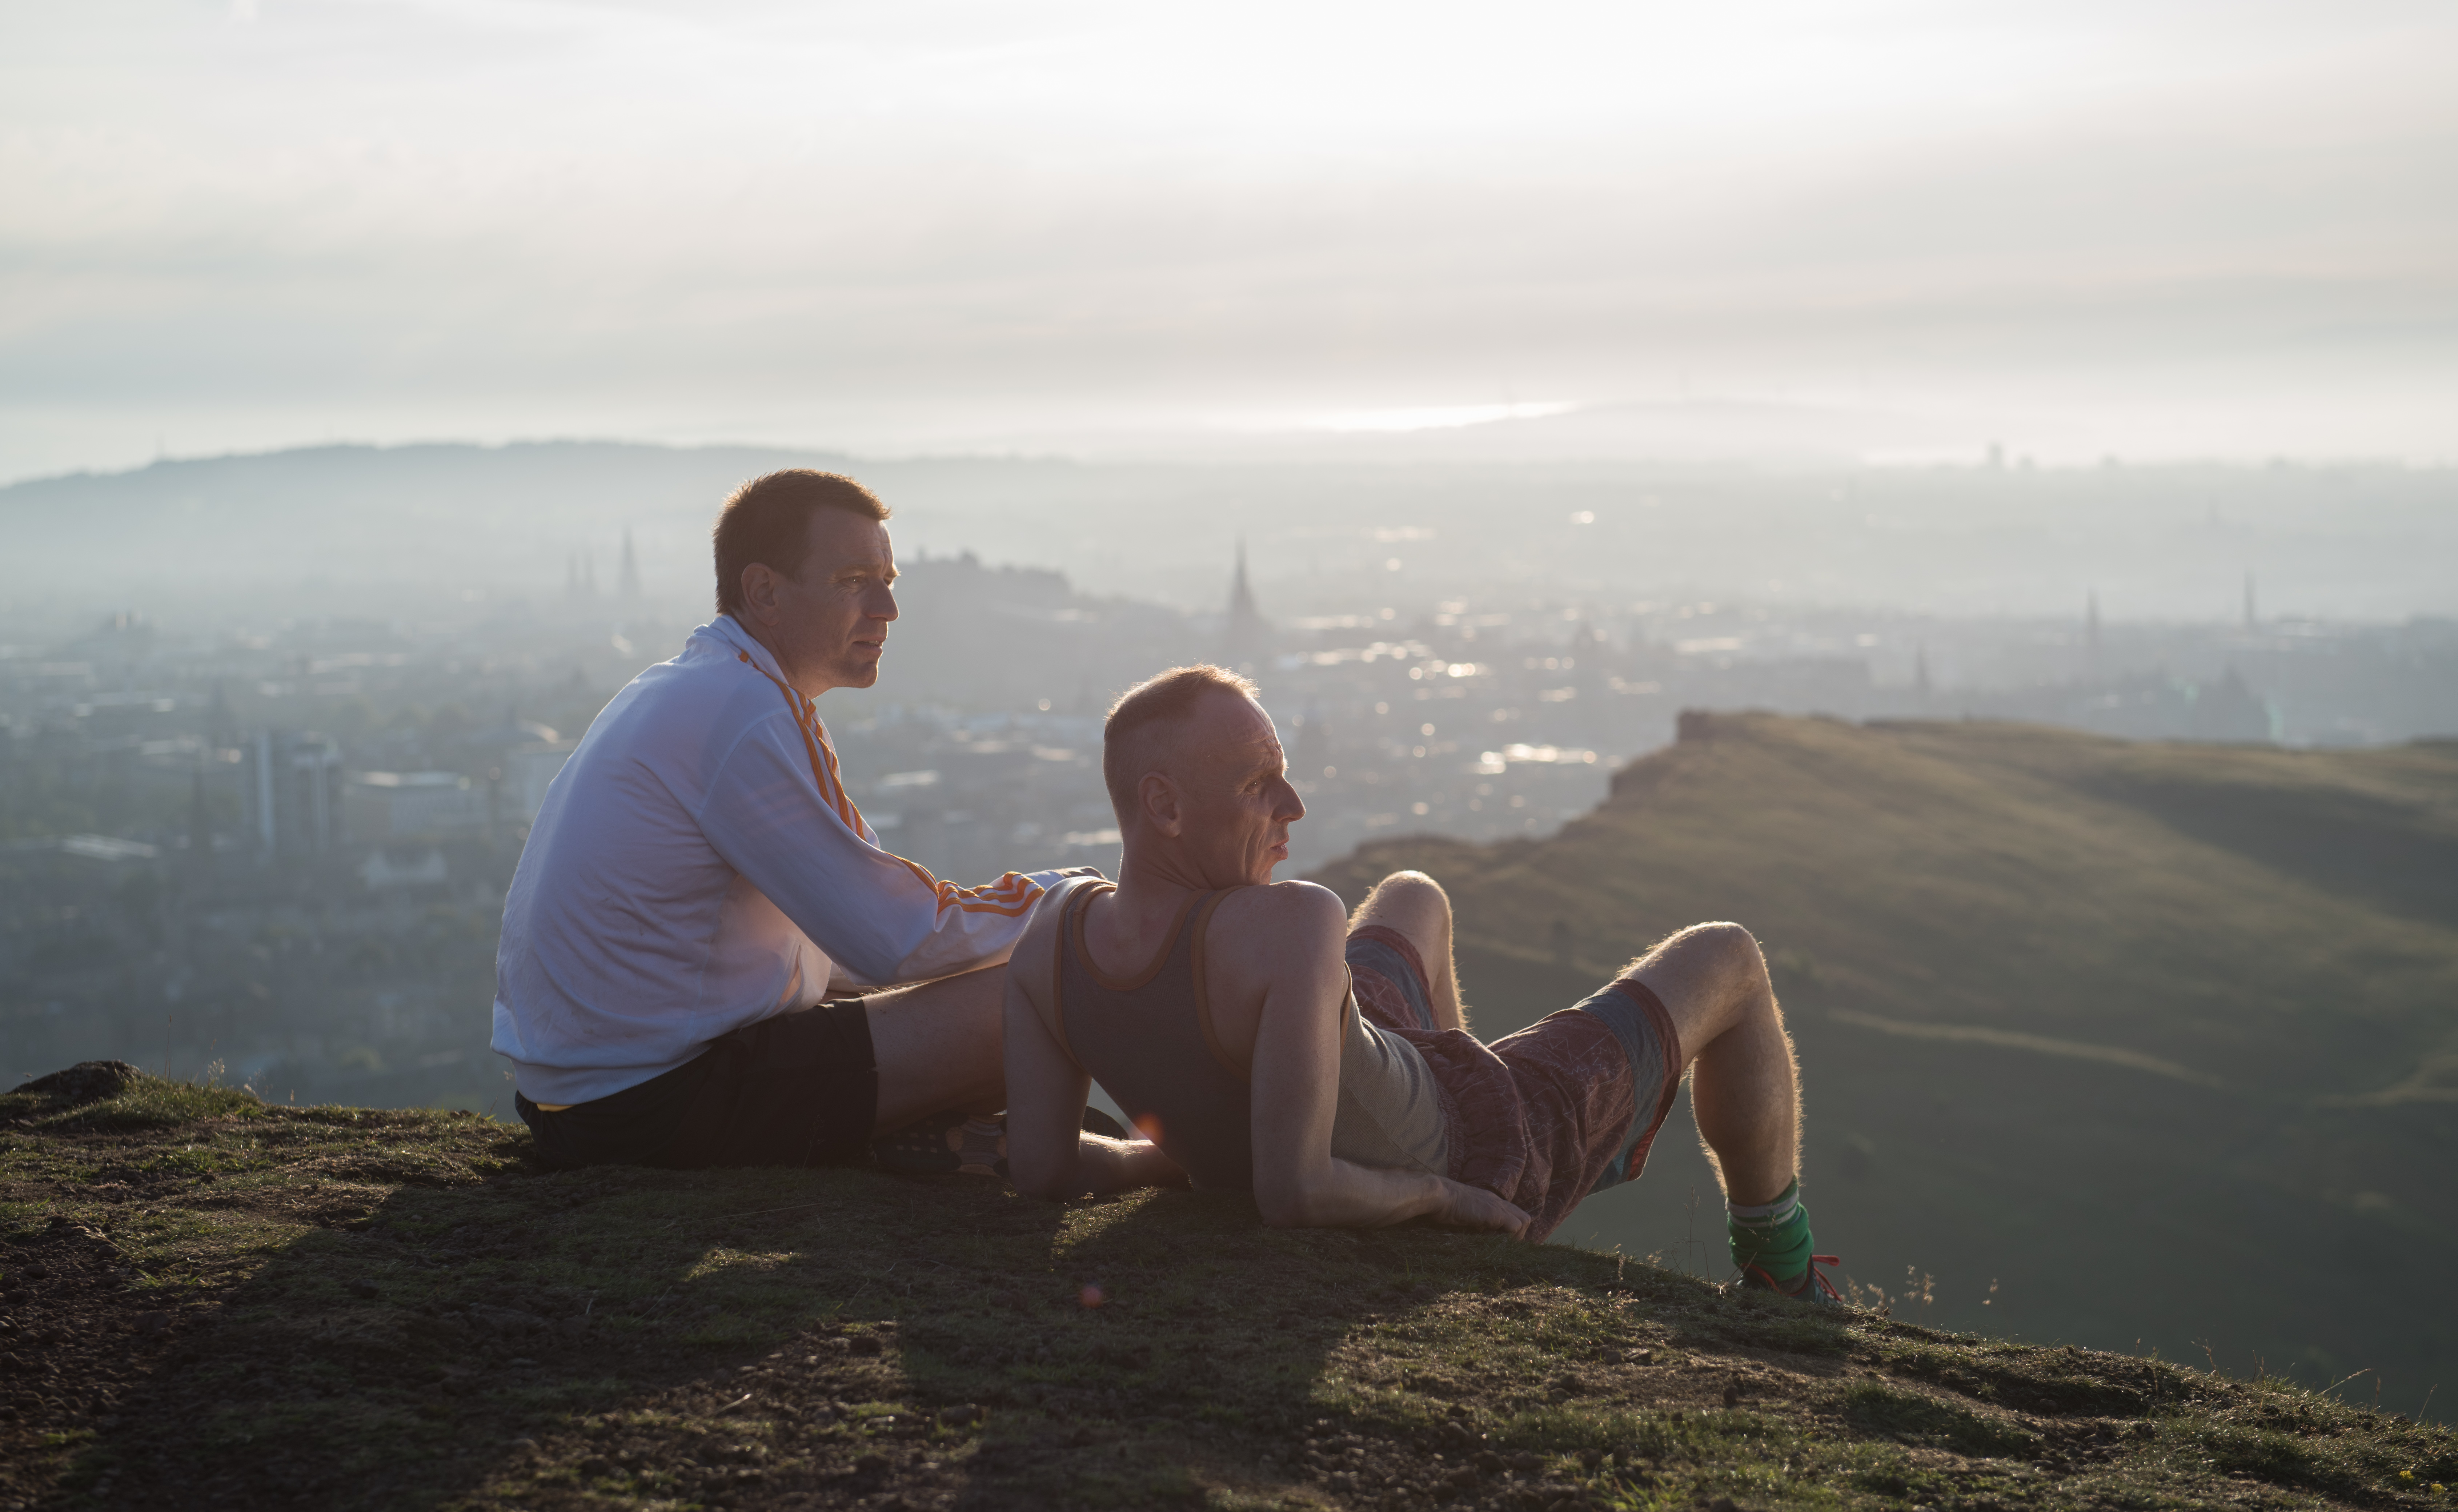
top-left (1260, 1159), bottom-right (1452, 1229)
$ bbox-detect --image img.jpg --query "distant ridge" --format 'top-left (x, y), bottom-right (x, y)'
top-left (0, 438), bottom-right (1160, 611)
top-left (1311, 711), bottom-right (2458, 1410)
top-left (11, 438), bottom-right (2458, 623)
top-left (0, 440), bottom-right (845, 599)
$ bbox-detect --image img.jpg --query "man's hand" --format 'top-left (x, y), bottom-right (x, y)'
top-left (1434, 1179), bottom-right (1531, 1238)
top-left (1055, 866), bottom-right (1107, 879)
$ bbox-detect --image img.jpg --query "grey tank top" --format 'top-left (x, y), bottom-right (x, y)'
top-left (1049, 879), bottom-right (1448, 1191)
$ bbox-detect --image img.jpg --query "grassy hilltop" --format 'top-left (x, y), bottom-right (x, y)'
top-left (1310, 714), bottom-right (2458, 1412)
top-left (4, 1066), bottom-right (2454, 1512)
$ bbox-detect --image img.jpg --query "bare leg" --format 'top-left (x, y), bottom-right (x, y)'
top-left (1347, 871), bottom-right (1469, 1030)
top-left (861, 964), bottom-right (1007, 1134)
top-left (1628, 923), bottom-right (1799, 1207)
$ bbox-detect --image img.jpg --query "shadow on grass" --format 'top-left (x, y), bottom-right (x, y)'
top-left (58, 1128), bottom-right (1860, 1511)
top-left (23, 1070), bottom-right (2457, 1512)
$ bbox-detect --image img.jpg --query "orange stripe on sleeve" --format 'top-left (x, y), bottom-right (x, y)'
top-left (894, 856), bottom-right (1046, 915)
top-left (739, 652), bottom-right (1041, 917)
top-left (742, 651), bottom-right (868, 833)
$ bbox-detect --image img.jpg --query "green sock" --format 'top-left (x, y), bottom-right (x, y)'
top-left (1728, 1180), bottom-right (1814, 1284)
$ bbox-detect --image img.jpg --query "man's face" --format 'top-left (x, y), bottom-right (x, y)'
top-left (765, 511), bottom-right (898, 694)
top-left (1172, 691), bottom-right (1306, 887)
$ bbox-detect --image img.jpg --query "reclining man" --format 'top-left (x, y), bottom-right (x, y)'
top-left (1003, 665), bottom-right (1837, 1299)
top-left (495, 469), bottom-right (1087, 1173)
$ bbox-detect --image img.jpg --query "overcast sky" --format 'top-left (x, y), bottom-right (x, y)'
top-left (3, 0), bottom-right (2453, 482)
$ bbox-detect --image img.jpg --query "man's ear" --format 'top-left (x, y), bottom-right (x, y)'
top-left (739, 563), bottom-right (783, 625)
top-left (1139, 771), bottom-right (1184, 839)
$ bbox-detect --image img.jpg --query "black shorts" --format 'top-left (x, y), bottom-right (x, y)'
top-left (514, 999), bottom-right (878, 1171)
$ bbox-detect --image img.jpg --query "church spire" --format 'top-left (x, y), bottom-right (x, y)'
top-left (1224, 538), bottom-right (1271, 668)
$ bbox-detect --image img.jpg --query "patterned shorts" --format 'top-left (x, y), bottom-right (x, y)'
top-left (1346, 925), bottom-right (1685, 1242)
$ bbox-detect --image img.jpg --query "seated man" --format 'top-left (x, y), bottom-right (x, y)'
top-left (495, 469), bottom-right (1087, 1173)
top-left (1004, 665), bottom-right (1836, 1299)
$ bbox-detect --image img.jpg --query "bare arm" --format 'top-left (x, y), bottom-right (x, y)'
top-left (1243, 886), bottom-right (1529, 1236)
top-left (1002, 891), bottom-right (1185, 1200)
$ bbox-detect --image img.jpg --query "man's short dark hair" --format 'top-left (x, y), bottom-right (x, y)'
top-left (1102, 665), bottom-right (1261, 818)
top-left (711, 470), bottom-right (890, 617)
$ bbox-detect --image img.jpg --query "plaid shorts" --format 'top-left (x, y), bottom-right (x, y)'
top-left (1346, 925), bottom-right (1684, 1242)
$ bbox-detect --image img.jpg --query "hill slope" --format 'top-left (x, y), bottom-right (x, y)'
top-left (1311, 714), bottom-right (2458, 1413)
top-left (4, 1066), bottom-right (2451, 1512)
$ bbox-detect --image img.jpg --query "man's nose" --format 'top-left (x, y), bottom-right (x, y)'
top-left (869, 585), bottom-right (899, 621)
top-left (1275, 777), bottom-right (1305, 823)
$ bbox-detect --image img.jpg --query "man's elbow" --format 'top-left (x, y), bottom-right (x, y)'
top-left (1003, 1131), bottom-right (1091, 1200)
top-left (1008, 1146), bottom-right (1083, 1202)
top-left (1253, 1177), bottom-right (1317, 1229)
top-left (1015, 1175), bottom-right (1072, 1203)
top-left (829, 944), bottom-right (904, 988)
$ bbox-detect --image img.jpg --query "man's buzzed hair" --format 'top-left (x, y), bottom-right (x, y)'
top-left (1103, 665), bottom-right (1262, 819)
top-left (712, 470), bottom-right (891, 617)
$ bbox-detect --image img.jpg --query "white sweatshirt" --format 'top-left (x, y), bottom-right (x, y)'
top-left (491, 615), bottom-right (1070, 1106)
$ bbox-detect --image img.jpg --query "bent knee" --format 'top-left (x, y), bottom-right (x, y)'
top-left (1367, 870), bottom-right (1449, 913)
top-left (1645, 921), bottom-right (1765, 974)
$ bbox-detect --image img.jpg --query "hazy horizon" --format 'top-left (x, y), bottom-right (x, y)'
top-left (7, 440), bottom-right (2457, 631)
top-left (6, 1), bottom-right (2455, 484)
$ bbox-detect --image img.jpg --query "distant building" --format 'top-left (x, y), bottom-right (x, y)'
top-left (205, 683), bottom-right (239, 754)
top-left (2188, 667), bottom-right (2273, 743)
top-left (344, 771), bottom-right (489, 841)
top-left (359, 847), bottom-right (450, 890)
top-left (620, 530), bottom-right (643, 601)
top-left (243, 731), bottom-right (344, 855)
top-left (1224, 540), bottom-right (1272, 669)
top-left (181, 769), bottom-right (213, 881)
top-left (60, 834), bottom-right (160, 863)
